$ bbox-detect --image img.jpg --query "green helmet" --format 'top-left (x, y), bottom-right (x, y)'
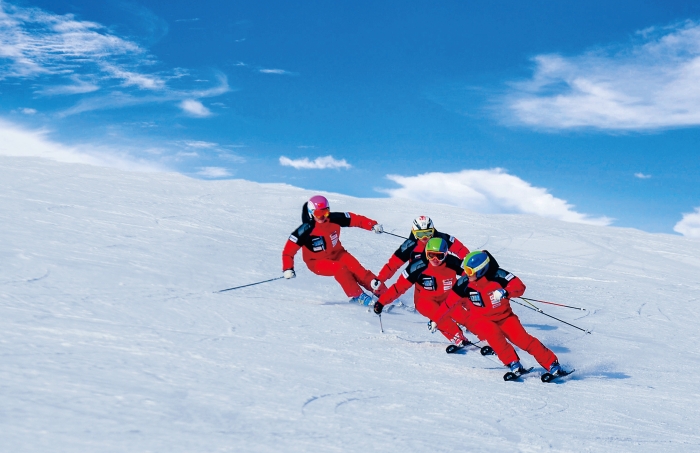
top-left (425, 237), bottom-right (448, 263)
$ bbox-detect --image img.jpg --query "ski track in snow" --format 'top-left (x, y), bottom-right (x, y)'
top-left (1, 157), bottom-right (700, 452)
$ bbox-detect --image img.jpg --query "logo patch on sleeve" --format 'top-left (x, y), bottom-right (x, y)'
top-left (400, 239), bottom-right (417, 253)
top-left (288, 235), bottom-right (298, 243)
top-left (344, 212), bottom-right (350, 218)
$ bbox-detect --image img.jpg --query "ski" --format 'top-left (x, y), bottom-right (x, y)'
top-left (446, 343), bottom-right (468, 354)
top-left (503, 367), bottom-right (534, 381)
top-left (445, 343), bottom-right (495, 355)
top-left (479, 345), bottom-right (495, 356)
top-left (541, 369), bottom-right (575, 383)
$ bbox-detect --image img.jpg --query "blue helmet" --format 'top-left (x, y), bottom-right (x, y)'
top-left (462, 251), bottom-right (490, 278)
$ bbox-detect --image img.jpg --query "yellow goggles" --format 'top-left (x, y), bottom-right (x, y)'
top-left (413, 228), bottom-right (434, 240)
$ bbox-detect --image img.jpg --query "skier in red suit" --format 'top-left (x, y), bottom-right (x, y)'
top-left (440, 250), bottom-right (566, 377)
top-left (282, 195), bottom-right (385, 306)
top-left (373, 237), bottom-right (470, 346)
top-left (371, 216), bottom-right (469, 292)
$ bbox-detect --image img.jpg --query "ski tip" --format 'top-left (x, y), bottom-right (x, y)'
top-left (541, 369), bottom-right (575, 382)
top-left (480, 346), bottom-right (495, 356)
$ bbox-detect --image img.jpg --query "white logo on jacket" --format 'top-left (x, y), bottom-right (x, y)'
top-left (330, 231), bottom-right (339, 247)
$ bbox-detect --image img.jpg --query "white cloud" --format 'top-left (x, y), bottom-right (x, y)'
top-left (57, 73), bottom-right (229, 117)
top-left (279, 155), bottom-right (351, 170)
top-left (36, 76), bottom-right (100, 95)
top-left (197, 167), bottom-right (230, 178)
top-left (0, 118), bottom-right (164, 172)
top-left (0, 2), bottom-right (151, 84)
top-left (182, 140), bottom-right (218, 149)
top-left (259, 69), bottom-right (294, 75)
top-left (383, 168), bottom-right (612, 226)
top-left (179, 99), bottom-right (211, 117)
top-left (99, 63), bottom-right (165, 90)
top-left (0, 3), bottom-right (228, 114)
top-left (634, 172), bottom-right (652, 179)
top-left (674, 207), bottom-right (700, 238)
top-left (20, 108), bottom-right (36, 114)
top-left (505, 21), bottom-right (700, 130)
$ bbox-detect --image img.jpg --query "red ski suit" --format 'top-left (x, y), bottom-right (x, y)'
top-left (377, 231), bottom-right (469, 282)
top-left (282, 207), bottom-right (379, 298)
top-left (377, 254), bottom-right (469, 343)
top-left (440, 252), bottom-right (558, 368)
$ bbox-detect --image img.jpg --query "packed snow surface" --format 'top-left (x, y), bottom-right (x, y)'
top-left (1, 157), bottom-right (700, 452)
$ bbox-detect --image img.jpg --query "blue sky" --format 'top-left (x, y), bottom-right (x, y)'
top-left (2, 0), bottom-right (700, 237)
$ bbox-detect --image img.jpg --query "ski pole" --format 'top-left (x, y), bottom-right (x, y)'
top-left (519, 296), bottom-right (587, 311)
top-left (511, 299), bottom-right (591, 334)
top-left (382, 231), bottom-right (408, 240)
top-left (378, 313), bottom-right (384, 333)
top-left (216, 276), bottom-right (285, 293)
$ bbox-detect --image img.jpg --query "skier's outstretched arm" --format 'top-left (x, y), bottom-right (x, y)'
top-left (347, 212), bottom-right (380, 231)
top-left (282, 237), bottom-right (301, 278)
top-left (376, 275), bottom-right (412, 307)
top-left (376, 254), bottom-right (405, 282)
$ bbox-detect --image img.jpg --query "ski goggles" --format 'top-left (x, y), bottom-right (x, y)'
top-left (413, 228), bottom-right (435, 240)
top-left (463, 258), bottom-right (489, 277)
top-left (426, 250), bottom-right (446, 262)
top-left (311, 207), bottom-right (330, 220)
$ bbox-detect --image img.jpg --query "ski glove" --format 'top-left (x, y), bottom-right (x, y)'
top-left (283, 269), bottom-right (296, 279)
top-left (373, 302), bottom-right (384, 315)
top-left (370, 279), bottom-right (382, 291)
top-left (372, 224), bottom-right (384, 234)
top-left (427, 321), bottom-right (438, 333)
top-left (489, 288), bottom-right (507, 303)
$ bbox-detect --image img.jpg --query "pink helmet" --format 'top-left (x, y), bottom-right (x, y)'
top-left (307, 195), bottom-right (330, 221)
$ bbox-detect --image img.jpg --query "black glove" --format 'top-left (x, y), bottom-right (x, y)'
top-left (373, 302), bottom-right (384, 314)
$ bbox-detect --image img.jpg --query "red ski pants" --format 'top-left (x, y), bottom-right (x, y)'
top-left (415, 295), bottom-right (468, 343)
top-left (306, 251), bottom-right (375, 298)
top-left (466, 313), bottom-right (557, 368)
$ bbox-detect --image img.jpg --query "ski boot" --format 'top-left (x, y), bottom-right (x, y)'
top-left (445, 333), bottom-right (470, 354)
top-left (541, 360), bottom-right (574, 382)
top-left (503, 361), bottom-right (533, 381)
top-left (350, 292), bottom-right (375, 306)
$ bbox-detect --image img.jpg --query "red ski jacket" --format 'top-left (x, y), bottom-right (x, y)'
top-left (377, 253), bottom-right (464, 306)
top-left (282, 203), bottom-right (377, 271)
top-left (377, 231), bottom-right (469, 282)
top-left (441, 251), bottom-right (526, 323)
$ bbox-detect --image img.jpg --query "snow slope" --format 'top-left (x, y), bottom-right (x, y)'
top-left (1, 156), bottom-right (700, 452)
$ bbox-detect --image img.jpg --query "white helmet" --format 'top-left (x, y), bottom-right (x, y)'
top-left (412, 216), bottom-right (434, 231)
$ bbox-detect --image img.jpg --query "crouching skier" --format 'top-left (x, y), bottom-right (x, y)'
top-left (440, 250), bottom-right (571, 381)
top-left (370, 216), bottom-right (470, 293)
top-left (282, 195), bottom-right (385, 306)
top-left (372, 238), bottom-right (470, 347)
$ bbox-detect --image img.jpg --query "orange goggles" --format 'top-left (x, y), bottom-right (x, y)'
top-left (312, 207), bottom-right (330, 220)
top-left (463, 259), bottom-right (489, 277)
top-left (463, 266), bottom-right (477, 277)
top-left (426, 250), bottom-right (446, 261)
top-left (413, 228), bottom-right (434, 240)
